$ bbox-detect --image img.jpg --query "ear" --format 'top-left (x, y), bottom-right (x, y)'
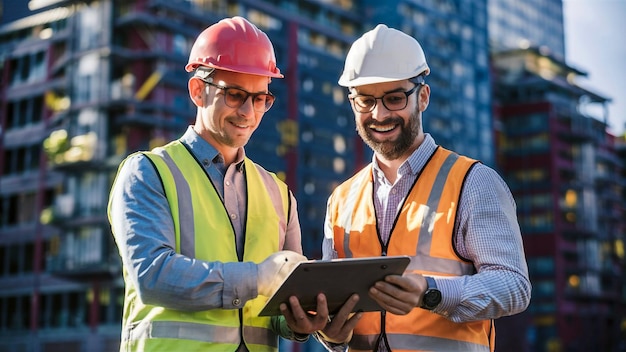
top-left (418, 84), bottom-right (430, 112)
top-left (188, 77), bottom-right (205, 107)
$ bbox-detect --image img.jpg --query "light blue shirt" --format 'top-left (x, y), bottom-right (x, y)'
top-left (323, 133), bottom-right (531, 323)
top-left (109, 126), bottom-right (302, 312)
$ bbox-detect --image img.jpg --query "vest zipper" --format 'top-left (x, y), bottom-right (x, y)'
top-left (375, 310), bottom-right (391, 352)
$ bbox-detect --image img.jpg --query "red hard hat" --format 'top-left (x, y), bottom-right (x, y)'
top-left (185, 16), bottom-right (283, 78)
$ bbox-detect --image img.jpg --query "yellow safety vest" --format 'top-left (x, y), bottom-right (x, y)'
top-left (111, 140), bottom-right (289, 352)
top-left (327, 147), bottom-right (494, 352)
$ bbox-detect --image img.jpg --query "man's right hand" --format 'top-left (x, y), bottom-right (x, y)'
top-left (257, 251), bottom-right (308, 297)
top-left (318, 294), bottom-right (363, 344)
top-left (279, 293), bottom-right (362, 340)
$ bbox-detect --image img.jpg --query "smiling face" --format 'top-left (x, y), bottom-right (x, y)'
top-left (189, 70), bottom-right (270, 162)
top-left (351, 79), bottom-right (430, 162)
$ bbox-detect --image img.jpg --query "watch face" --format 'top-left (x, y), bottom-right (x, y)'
top-left (424, 289), bottom-right (442, 308)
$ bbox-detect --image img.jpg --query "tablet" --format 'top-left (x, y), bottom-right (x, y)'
top-left (257, 255), bottom-right (411, 316)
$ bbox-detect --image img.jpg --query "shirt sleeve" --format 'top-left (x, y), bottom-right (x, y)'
top-left (322, 194), bottom-right (340, 260)
top-left (108, 153), bottom-right (257, 311)
top-left (433, 164), bottom-right (532, 322)
top-left (271, 316), bottom-right (310, 342)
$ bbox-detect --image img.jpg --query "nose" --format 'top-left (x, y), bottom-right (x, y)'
top-left (370, 98), bottom-right (390, 118)
top-left (238, 95), bottom-right (256, 115)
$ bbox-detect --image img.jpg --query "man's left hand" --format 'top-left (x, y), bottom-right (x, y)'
top-left (368, 273), bottom-right (426, 315)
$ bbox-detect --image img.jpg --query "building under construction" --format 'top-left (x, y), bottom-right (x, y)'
top-left (492, 46), bottom-right (625, 351)
top-left (1, 0), bottom-right (624, 351)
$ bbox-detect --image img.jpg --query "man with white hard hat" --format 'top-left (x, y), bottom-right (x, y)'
top-left (315, 24), bottom-right (531, 352)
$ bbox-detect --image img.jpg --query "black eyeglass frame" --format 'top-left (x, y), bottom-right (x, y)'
top-left (204, 81), bottom-right (276, 113)
top-left (348, 76), bottom-right (425, 113)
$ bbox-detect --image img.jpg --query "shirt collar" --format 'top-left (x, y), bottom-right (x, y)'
top-left (179, 126), bottom-right (246, 172)
top-left (371, 133), bottom-right (439, 182)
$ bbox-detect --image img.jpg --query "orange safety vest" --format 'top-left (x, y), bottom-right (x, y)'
top-left (327, 147), bottom-right (495, 352)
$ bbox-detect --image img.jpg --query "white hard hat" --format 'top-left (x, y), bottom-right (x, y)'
top-left (338, 24), bottom-right (430, 87)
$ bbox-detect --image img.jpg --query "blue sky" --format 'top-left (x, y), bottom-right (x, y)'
top-left (563, 0), bottom-right (626, 135)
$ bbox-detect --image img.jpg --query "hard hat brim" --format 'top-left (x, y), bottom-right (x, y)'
top-left (186, 62), bottom-right (284, 78)
top-left (339, 75), bottom-right (407, 87)
top-left (338, 68), bottom-right (430, 87)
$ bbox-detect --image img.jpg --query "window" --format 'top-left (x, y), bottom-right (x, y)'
top-left (2, 146), bottom-right (40, 176)
top-left (78, 6), bottom-right (102, 50)
top-left (38, 291), bottom-right (88, 328)
top-left (5, 99), bottom-right (27, 129)
top-left (533, 279), bottom-right (555, 299)
top-left (527, 256), bottom-right (554, 275)
top-left (5, 244), bottom-right (20, 276)
top-left (4, 295), bottom-right (28, 330)
top-left (9, 51), bottom-right (47, 86)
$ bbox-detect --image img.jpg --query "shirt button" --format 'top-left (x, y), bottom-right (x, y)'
top-left (203, 159), bottom-right (209, 166)
top-left (232, 298), bottom-right (241, 306)
top-left (225, 181), bottom-right (231, 186)
top-left (230, 213), bottom-right (237, 220)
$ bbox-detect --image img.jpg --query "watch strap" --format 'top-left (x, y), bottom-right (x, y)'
top-left (421, 276), bottom-right (442, 310)
top-left (424, 276), bottom-right (437, 290)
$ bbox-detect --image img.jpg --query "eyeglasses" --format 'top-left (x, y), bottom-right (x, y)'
top-left (206, 82), bottom-right (275, 112)
top-left (349, 84), bottom-right (421, 113)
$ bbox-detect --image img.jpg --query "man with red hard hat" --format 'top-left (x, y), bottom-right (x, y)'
top-left (108, 16), bottom-right (331, 351)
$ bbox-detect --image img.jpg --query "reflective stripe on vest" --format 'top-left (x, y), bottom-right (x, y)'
top-left (126, 320), bottom-right (277, 346)
top-left (329, 147), bottom-right (493, 351)
top-left (350, 332), bottom-right (490, 352)
top-left (115, 140), bottom-right (288, 352)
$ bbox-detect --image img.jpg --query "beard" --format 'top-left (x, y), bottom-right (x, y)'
top-left (356, 109), bottom-right (421, 161)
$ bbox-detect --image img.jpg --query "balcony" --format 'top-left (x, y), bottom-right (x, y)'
top-left (560, 222), bottom-right (595, 240)
top-left (41, 192), bottom-right (108, 229)
top-left (554, 114), bottom-right (595, 143)
top-left (554, 156), bottom-right (575, 174)
top-left (46, 227), bottom-right (120, 281)
top-left (43, 130), bottom-right (110, 172)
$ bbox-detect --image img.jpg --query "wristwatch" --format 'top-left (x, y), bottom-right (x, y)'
top-left (421, 276), bottom-right (442, 310)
